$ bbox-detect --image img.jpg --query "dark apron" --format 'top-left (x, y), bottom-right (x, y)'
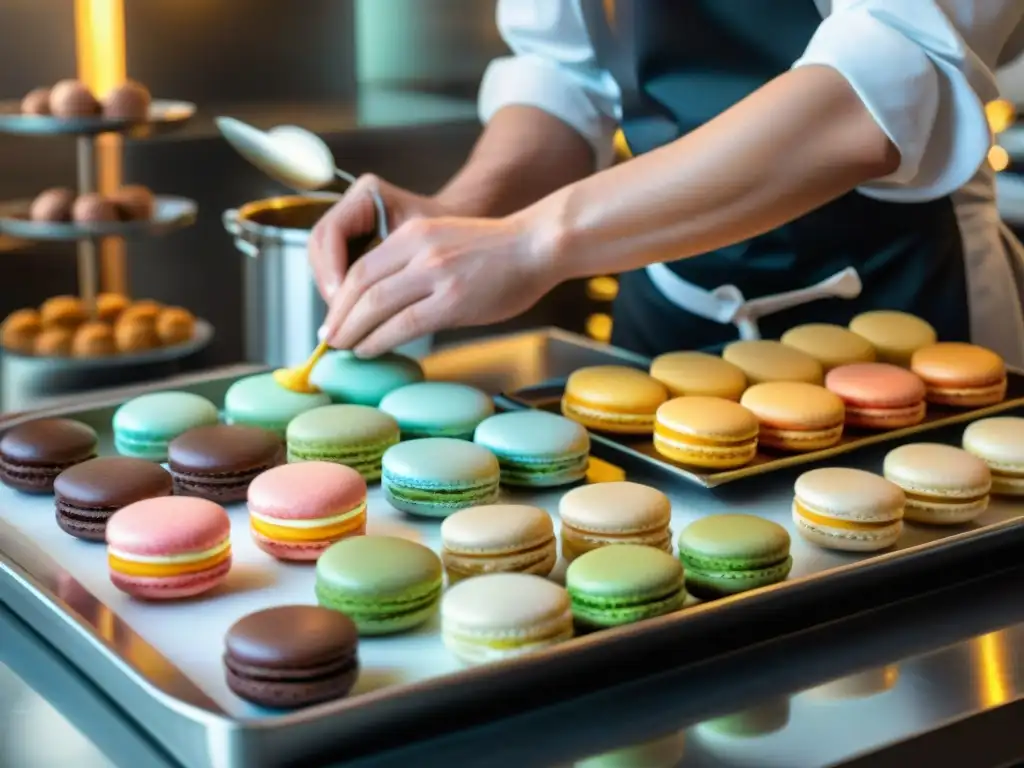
top-left (579, 0), bottom-right (971, 357)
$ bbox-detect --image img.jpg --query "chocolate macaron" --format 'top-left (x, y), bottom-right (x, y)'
top-left (54, 457), bottom-right (173, 541)
top-left (0, 418), bottom-right (98, 493)
top-left (224, 605), bottom-right (359, 709)
top-left (168, 424), bottom-right (284, 502)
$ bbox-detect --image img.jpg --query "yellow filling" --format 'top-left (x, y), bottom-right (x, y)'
top-left (654, 423), bottom-right (754, 446)
top-left (109, 546), bottom-right (231, 578)
top-left (564, 393), bottom-right (655, 416)
top-left (251, 511), bottom-right (365, 542)
top-left (795, 501), bottom-right (897, 531)
top-left (903, 490), bottom-right (988, 505)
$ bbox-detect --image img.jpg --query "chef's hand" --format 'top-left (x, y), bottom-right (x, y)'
top-left (318, 214), bottom-right (554, 357)
top-left (309, 174), bottom-right (449, 302)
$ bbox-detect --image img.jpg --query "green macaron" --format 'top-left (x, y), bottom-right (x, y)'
top-left (224, 373), bottom-right (331, 437)
top-left (310, 350), bottom-right (424, 406)
top-left (286, 404), bottom-right (400, 481)
top-left (381, 437), bottom-right (500, 517)
top-left (565, 544), bottom-right (686, 629)
top-left (315, 535), bottom-right (443, 635)
top-left (677, 514), bottom-right (792, 599)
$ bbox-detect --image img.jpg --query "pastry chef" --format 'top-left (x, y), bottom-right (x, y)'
top-left (312, 0), bottom-right (1024, 367)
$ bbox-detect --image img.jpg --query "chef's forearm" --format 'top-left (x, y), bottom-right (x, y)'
top-left (523, 65), bottom-right (901, 282)
top-left (434, 105), bottom-right (597, 218)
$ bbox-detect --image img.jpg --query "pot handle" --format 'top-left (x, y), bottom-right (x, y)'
top-left (222, 209), bottom-right (260, 258)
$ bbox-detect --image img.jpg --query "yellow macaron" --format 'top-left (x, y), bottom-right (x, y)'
top-left (722, 340), bottom-right (823, 385)
top-left (562, 366), bottom-right (668, 434)
top-left (653, 396), bottom-right (759, 469)
top-left (780, 323), bottom-right (876, 371)
top-left (649, 351), bottom-right (747, 400)
top-left (848, 311), bottom-right (937, 367)
top-left (740, 382), bottom-right (845, 452)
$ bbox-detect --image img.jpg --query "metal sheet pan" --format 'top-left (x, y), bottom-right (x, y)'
top-left (500, 374), bottom-right (1024, 488)
top-left (1, 330), bottom-right (1023, 768)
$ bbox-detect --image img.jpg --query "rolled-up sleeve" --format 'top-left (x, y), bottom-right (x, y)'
top-left (794, 0), bottom-right (1002, 202)
top-left (479, 0), bottom-right (622, 169)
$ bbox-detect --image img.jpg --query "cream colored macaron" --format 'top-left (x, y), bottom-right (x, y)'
top-left (441, 573), bottom-right (573, 665)
top-left (558, 481), bottom-right (672, 562)
top-left (962, 417), bottom-right (1024, 496)
top-left (649, 351), bottom-right (747, 400)
top-left (440, 504), bottom-right (557, 583)
top-left (793, 467), bottom-right (905, 552)
top-left (883, 443), bottom-right (992, 525)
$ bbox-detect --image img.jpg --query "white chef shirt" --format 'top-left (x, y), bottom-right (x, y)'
top-left (478, 0), bottom-right (1024, 365)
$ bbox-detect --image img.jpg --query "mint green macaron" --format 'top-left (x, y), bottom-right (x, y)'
top-left (315, 535), bottom-right (443, 635)
top-left (381, 437), bottom-right (500, 517)
top-left (379, 382), bottom-right (494, 440)
top-left (224, 373), bottom-right (330, 437)
top-left (113, 391), bottom-right (219, 461)
top-left (566, 544), bottom-right (686, 628)
top-left (310, 350), bottom-right (424, 406)
top-left (677, 514), bottom-right (792, 599)
top-left (286, 404), bottom-right (400, 481)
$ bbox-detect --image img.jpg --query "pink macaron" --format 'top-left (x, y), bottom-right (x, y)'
top-left (247, 461), bottom-right (368, 562)
top-left (106, 497), bottom-right (232, 600)
top-left (825, 363), bottom-right (927, 430)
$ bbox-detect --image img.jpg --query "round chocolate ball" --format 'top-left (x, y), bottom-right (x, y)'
top-left (29, 188), bottom-right (76, 222)
top-left (110, 185), bottom-right (155, 221)
top-left (102, 80), bottom-right (151, 121)
top-left (20, 88), bottom-right (51, 116)
top-left (49, 80), bottom-right (101, 118)
top-left (71, 193), bottom-right (119, 224)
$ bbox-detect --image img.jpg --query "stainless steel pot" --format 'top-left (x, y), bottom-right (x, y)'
top-left (223, 195), bottom-right (430, 368)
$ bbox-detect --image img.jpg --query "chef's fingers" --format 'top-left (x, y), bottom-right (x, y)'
top-left (327, 271), bottom-right (433, 351)
top-left (309, 175), bottom-right (382, 301)
top-left (353, 296), bottom-right (439, 358)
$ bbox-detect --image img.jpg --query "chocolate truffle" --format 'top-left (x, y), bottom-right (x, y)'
top-left (34, 327), bottom-right (75, 356)
top-left (72, 321), bottom-right (116, 357)
top-left (49, 80), bottom-right (101, 118)
top-left (114, 314), bottom-right (161, 353)
top-left (102, 80), bottom-right (151, 121)
top-left (0, 418), bottom-right (99, 493)
top-left (110, 185), bottom-right (156, 221)
top-left (21, 87), bottom-right (51, 115)
top-left (71, 193), bottom-right (119, 224)
top-left (40, 295), bottom-right (87, 330)
top-left (1, 309), bottom-right (42, 353)
top-left (169, 424), bottom-right (284, 502)
top-left (30, 188), bottom-right (76, 222)
top-left (156, 306), bottom-right (195, 345)
top-left (96, 293), bottom-right (130, 324)
top-left (224, 606), bottom-right (359, 709)
top-left (54, 456), bottom-right (173, 541)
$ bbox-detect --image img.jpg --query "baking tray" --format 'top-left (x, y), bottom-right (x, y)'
top-left (0, 99), bottom-right (196, 138)
top-left (1, 331), bottom-right (1024, 768)
top-left (499, 373), bottom-right (1024, 488)
top-left (0, 196), bottom-right (198, 241)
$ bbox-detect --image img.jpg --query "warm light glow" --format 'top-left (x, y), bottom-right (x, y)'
top-left (586, 312), bottom-right (613, 342)
top-left (586, 276), bottom-right (620, 302)
top-left (976, 632), bottom-right (1010, 708)
top-left (75, 0), bottom-right (128, 294)
top-left (613, 128), bottom-right (632, 160)
top-left (989, 145), bottom-right (1010, 173)
top-left (986, 99), bottom-right (1016, 135)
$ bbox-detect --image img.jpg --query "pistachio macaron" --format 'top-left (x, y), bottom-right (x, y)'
top-left (440, 504), bottom-right (557, 582)
top-left (780, 323), bottom-right (876, 371)
top-left (441, 573), bottom-right (573, 665)
top-left (649, 351), bottom-right (747, 400)
top-left (558, 481), bottom-right (672, 561)
top-left (677, 514), bottom-right (792, 599)
top-left (883, 443), bottom-right (992, 525)
top-left (963, 417), bottom-right (1024, 496)
top-left (740, 382), bottom-right (845, 452)
top-left (792, 467), bottom-right (905, 552)
top-left (653, 396), bottom-right (759, 469)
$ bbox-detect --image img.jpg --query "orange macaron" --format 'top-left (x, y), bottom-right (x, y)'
top-left (653, 396), bottom-right (759, 469)
top-left (910, 343), bottom-right (1006, 408)
top-left (562, 366), bottom-right (669, 435)
top-left (740, 382), bottom-right (845, 452)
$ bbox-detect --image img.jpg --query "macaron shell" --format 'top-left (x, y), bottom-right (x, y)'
top-left (247, 461), bottom-right (366, 521)
top-left (910, 343), bottom-right (1007, 405)
top-left (722, 341), bottom-right (823, 385)
top-left (649, 352), bottom-right (747, 400)
top-left (562, 366), bottom-right (668, 432)
top-left (653, 396), bottom-right (759, 469)
top-left (316, 536), bottom-right (442, 597)
top-left (441, 504), bottom-right (554, 555)
top-left (780, 324), bottom-right (876, 370)
top-left (106, 496), bottom-right (231, 556)
top-left (677, 514), bottom-right (791, 568)
top-left (0, 418), bottom-right (99, 465)
top-left (473, 411), bottom-right (589, 457)
top-left (561, 525), bottom-right (672, 563)
top-left (378, 382), bottom-right (494, 437)
top-left (884, 443), bottom-right (991, 524)
top-left (310, 350), bottom-right (424, 406)
top-left (224, 373), bottom-right (331, 433)
top-left (113, 392), bottom-right (219, 440)
top-left (825, 364), bottom-right (927, 408)
top-left (566, 544), bottom-right (683, 597)
top-left (110, 557), bottom-right (232, 600)
top-left (558, 481), bottom-right (671, 534)
top-left (963, 417), bottom-right (1024, 495)
top-left (793, 467), bottom-right (905, 523)
top-left (382, 438), bottom-right (499, 484)
top-left (848, 311), bottom-right (937, 366)
top-left (740, 382), bottom-right (844, 450)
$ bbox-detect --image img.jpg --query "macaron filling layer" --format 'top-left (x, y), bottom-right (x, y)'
top-left (114, 431), bottom-right (172, 459)
top-left (683, 557), bottom-right (793, 594)
top-left (792, 501), bottom-right (899, 530)
top-left (562, 527), bottom-right (673, 561)
top-left (443, 538), bottom-right (557, 579)
top-left (653, 425), bottom-right (758, 462)
top-left (250, 502), bottom-right (367, 542)
top-left (569, 583), bottom-right (685, 626)
top-left (493, 451), bottom-right (589, 484)
top-left (444, 609), bottom-right (573, 655)
top-left (383, 473), bottom-right (499, 509)
top-left (287, 438), bottom-right (397, 475)
top-left (758, 422), bottom-right (843, 448)
top-left (108, 538), bottom-right (232, 578)
top-left (562, 397), bottom-right (656, 429)
top-left (315, 580), bottom-right (443, 631)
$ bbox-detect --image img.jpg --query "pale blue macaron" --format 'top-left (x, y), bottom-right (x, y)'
top-left (379, 382), bottom-right (494, 440)
top-left (382, 437), bottom-right (500, 517)
top-left (223, 373), bottom-right (331, 437)
top-left (113, 391), bottom-right (219, 461)
top-left (310, 350), bottom-right (424, 406)
top-left (474, 411), bottom-right (590, 487)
